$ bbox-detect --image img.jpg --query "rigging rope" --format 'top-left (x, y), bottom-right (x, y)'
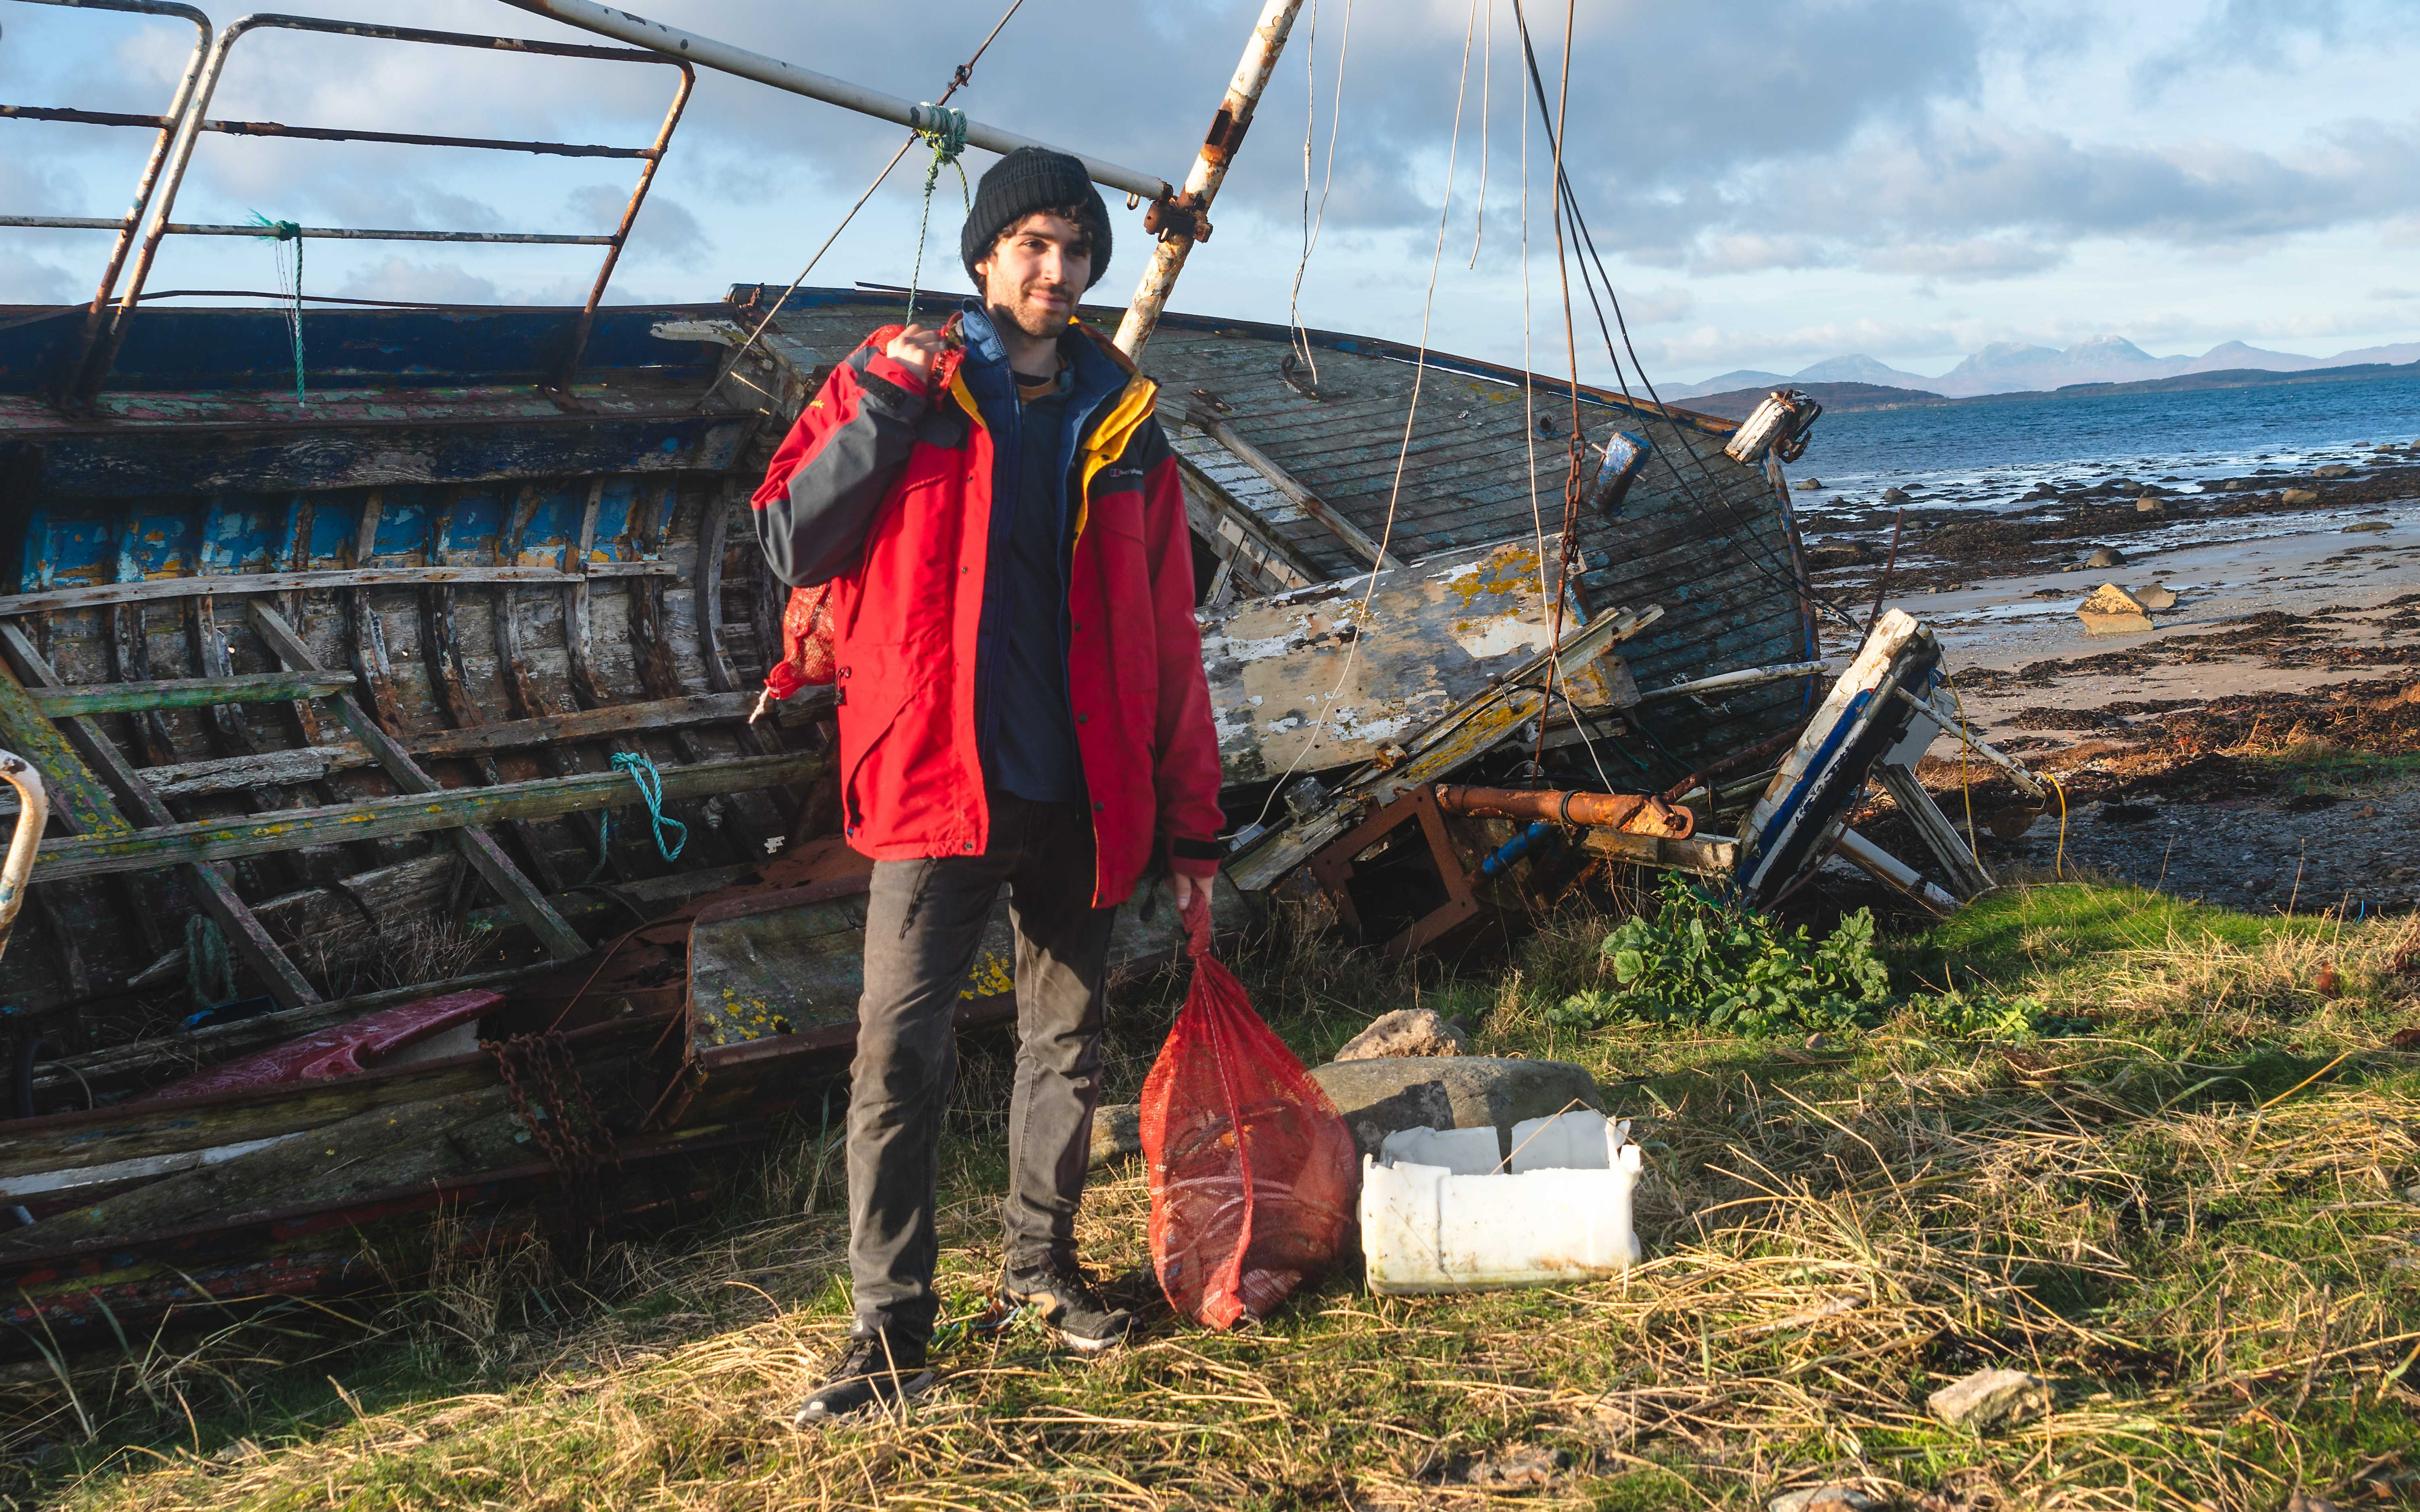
top-left (1287, 0), bottom-right (1353, 385)
top-left (1504, 0), bottom-right (1859, 638)
top-left (705, 0), bottom-right (1027, 400)
top-left (1243, 0), bottom-right (1480, 832)
top-left (248, 212), bottom-right (306, 406)
top-left (903, 104), bottom-right (971, 329)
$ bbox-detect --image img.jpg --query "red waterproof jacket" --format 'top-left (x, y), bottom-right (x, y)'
top-left (751, 314), bottom-right (1226, 908)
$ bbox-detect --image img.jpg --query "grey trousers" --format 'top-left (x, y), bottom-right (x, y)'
top-left (843, 791), bottom-right (1119, 1343)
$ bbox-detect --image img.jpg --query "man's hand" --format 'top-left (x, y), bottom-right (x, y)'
top-left (1171, 871), bottom-right (1203, 917)
top-left (883, 324), bottom-right (945, 387)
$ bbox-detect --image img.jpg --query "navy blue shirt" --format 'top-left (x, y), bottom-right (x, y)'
top-left (955, 302), bottom-right (1127, 804)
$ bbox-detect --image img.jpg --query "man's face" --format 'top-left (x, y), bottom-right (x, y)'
top-left (975, 212), bottom-right (1092, 341)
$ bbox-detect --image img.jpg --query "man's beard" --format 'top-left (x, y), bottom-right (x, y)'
top-left (997, 287), bottom-right (1075, 340)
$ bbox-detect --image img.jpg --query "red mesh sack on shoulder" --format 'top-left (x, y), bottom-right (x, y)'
top-left (1140, 903), bottom-right (1358, 1329)
top-left (761, 582), bottom-right (837, 704)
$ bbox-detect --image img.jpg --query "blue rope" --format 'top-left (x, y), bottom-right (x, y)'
top-left (602, 750), bottom-right (686, 866)
top-left (247, 212), bottom-right (305, 405)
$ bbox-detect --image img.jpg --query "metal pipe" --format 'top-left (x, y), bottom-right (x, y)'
top-left (561, 55), bottom-right (694, 385)
top-left (2, 1), bottom-right (217, 382)
top-left (0, 750), bottom-right (51, 963)
top-left (66, 12), bottom-right (690, 405)
top-left (162, 223), bottom-right (615, 244)
top-left (1432, 783), bottom-right (1693, 837)
top-left (2, 105), bottom-right (651, 156)
top-left (494, 0), bottom-right (1171, 202)
top-left (1636, 661), bottom-right (1830, 703)
top-left (1113, 0), bottom-right (1306, 357)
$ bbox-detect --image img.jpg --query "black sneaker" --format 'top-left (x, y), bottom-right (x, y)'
top-left (792, 1331), bottom-right (933, 1427)
top-left (988, 1260), bottom-right (1135, 1354)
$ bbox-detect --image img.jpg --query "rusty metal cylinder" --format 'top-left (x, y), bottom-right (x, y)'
top-left (1432, 783), bottom-right (1662, 829)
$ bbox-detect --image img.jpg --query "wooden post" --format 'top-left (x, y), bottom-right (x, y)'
top-left (1113, 0), bottom-right (1308, 359)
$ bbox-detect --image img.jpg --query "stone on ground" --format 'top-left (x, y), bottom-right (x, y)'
top-left (2077, 582), bottom-right (2154, 636)
top-left (1333, 1008), bottom-right (1469, 1062)
top-left (2283, 487), bottom-right (2320, 505)
top-left (2314, 463), bottom-right (2352, 479)
top-left (1308, 1055), bottom-right (1601, 1158)
top-left (1089, 1103), bottom-right (1142, 1168)
top-left (1926, 1367), bottom-right (2051, 1431)
top-left (1770, 1485), bottom-right (1879, 1512)
top-left (2085, 545), bottom-right (2126, 568)
top-left (2133, 583), bottom-right (2179, 610)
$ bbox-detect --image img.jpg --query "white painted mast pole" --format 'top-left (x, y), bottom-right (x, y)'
top-left (1112, 0), bottom-right (1308, 359)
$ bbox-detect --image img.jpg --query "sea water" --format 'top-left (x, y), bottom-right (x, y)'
top-left (1781, 372), bottom-right (2420, 521)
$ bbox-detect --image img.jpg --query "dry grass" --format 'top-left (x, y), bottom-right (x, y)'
top-left (11, 885), bottom-right (2420, 1511)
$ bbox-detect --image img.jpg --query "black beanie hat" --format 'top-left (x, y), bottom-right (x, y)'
top-left (960, 146), bottom-right (1113, 291)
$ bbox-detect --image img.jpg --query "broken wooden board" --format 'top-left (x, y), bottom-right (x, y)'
top-left (1199, 538), bottom-right (1576, 785)
top-left (31, 750), bottom-right (822, 884)
top-left (1223, 604), bottom-right (1661, 893)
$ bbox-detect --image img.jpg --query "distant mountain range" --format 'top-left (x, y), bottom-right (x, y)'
top-left (1674, 358), bottom-right (2420, 421)
top-left (1661, 337), bottom-right (2420, 400)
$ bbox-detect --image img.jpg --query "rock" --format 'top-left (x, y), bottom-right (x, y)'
top-left (2283, 488), bottom-right (2320, 505)
top-left (2132, 583), bottom-right (2178, 610)
top-left (1334, 1008), bottom-right (1470, 1062)
top-left (2135, 497), bottom-right (2163, 514)
top-left (1804, 541), bottom-right (1871, 570)
top-left (1089, 1103), bottom-right (1142, 1168)
top-left (1883, 487), bottom-right (1911, 504)
top-left (1926, 1367), bottom-right (2051, 1431)
top-left (1454, 1445), bottom-right (1571, 1487)
top-left (2076, 581), bottom-right (2153, 637)
top-left (1771, 1486), bottom-right (1880, 1512)
top-left (2314, 464), bottom-right (2352, 479)
top-left (1797, 477), bottom-right (1823, 489)
top-left (1308, 1055), bottom-right (1602, 1160)
top-left (2085, 545), bottom-right (2126, 568)
top-left (2345, 520), bottom-right (2391, 533)
top-left (2104, 477), bottom-right (2136, 491)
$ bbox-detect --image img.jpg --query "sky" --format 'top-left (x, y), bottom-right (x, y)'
top-left (4, 0), bottom-right (2418, 385)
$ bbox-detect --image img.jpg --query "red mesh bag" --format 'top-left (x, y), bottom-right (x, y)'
top-left (1140, 904), bottom-right (1358, 1329)
top-left (762, 582), bottom-right (837, 704)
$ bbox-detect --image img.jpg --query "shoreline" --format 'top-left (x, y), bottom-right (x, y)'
top-left (1803, 456), bottom-right (2420, 918)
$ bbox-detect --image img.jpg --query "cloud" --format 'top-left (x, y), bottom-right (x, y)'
top-left (0, 250), bottom-right (79, 306)
top-left (2373, 287), bottom-right (2420, 300)
top-left (1861, 236), bottom-right (2070, 280)
top-left (565, 186), bottom-right (707, 265)
top-left (333, 258), bottom-right (503, 304)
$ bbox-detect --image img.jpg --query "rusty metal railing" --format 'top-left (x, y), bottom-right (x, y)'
top-left (31, 12), bottom-right (693, 405)
top-left (0, 1), bottom-right (217, 365)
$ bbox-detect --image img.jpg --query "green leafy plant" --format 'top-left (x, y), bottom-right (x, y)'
top-left (1549, 873), bottom-right (1894, 1035)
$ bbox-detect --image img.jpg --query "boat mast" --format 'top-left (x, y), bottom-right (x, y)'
top-left (1114, 0), bottom-right (1307, 358)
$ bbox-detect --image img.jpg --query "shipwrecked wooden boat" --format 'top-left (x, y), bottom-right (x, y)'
top-left (0, 0), bottom-right (2034, 1346)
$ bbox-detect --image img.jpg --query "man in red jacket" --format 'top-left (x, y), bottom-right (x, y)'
top-left (752, 147), bottom-right (1227, 1424)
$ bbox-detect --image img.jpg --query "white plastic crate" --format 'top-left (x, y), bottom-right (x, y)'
top-left (1359, 1109), bottom-right (1643, 1293)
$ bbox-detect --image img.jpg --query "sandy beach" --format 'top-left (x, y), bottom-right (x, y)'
top-left (1807, 462), bottom-right (2420, 915)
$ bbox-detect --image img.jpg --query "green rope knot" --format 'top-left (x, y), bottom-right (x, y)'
top-left (246, 210), bottom-right (307, 406)
top-left (588, 751), bottom-right (686, 881)
top-left (903, 104), bottom-right (974, 329)
top-left (912, 103), bottom-right (968, 163)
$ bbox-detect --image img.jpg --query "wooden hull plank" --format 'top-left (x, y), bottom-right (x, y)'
top-left (0, 625), bottom-right (324, 1008)
top-left (31, 748), bottom-right (822, 883)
